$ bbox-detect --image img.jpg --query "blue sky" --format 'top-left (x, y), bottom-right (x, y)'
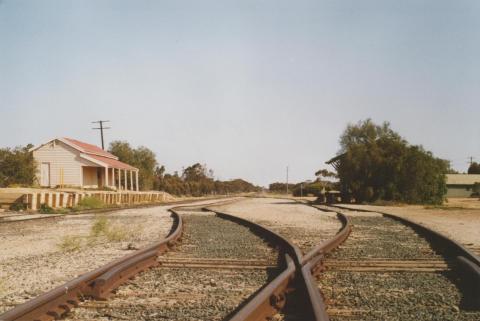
top-left (1, 0), bottom-right (479, 186)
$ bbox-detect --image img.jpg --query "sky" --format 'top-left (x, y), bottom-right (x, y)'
top-left (1, 0), bottom-right (480, 186)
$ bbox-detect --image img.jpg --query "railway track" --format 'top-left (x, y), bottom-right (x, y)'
top-left (61, 208), bottom-right (280, 321)
top-left (0, 197), bottom-right (236, 225)
top-left (314, 205), bottom-right (480, 321)
top-left (1, 198), bottom-right (479, 321)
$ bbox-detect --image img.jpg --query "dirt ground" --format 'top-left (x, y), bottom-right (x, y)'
top-left (0, 198), bottom-right (236, 313)
top-left (211, 197), bottom-right (342, 255)
top-left (338, 198), bottom-right (480, 250)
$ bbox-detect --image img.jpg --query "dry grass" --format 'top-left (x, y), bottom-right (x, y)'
top-left (105, 224), bottom-right (131, 242)
top-left (89, 216), bottom-right (141, 242)
top-left (72, 196), bottom-right (105, 212)
top-left (0, 278), bottom-right (5, 296)
top-left (90, 216), bottom-right (109, 237)
top-left (424, 205), bottom-right (469, 210)
top-left (58, 235), bottom-right (83, 252)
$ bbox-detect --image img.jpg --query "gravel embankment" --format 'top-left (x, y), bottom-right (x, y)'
top-left (64, 210), bottom-right (279, 321)
top-left (317, 207), bottom-right (480, 321)
top-left (211, 198), bottom-right (342, 255)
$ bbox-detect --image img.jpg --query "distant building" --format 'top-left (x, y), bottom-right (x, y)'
top-left (31, 138), bottom-right (139, 190)
top-left (446, 174), bottom-right (480, 198)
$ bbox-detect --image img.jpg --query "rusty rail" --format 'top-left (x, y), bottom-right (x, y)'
top-left (301, 211), bottom-right (352, 265)
top-left (298, 206), bottom-right (352, 321)
top-left (207, 208), bottom-right (345, 321)
top-left (228, 255), bottom-right (296, 321)
top-left (0, 198), bottom-right (357, 321)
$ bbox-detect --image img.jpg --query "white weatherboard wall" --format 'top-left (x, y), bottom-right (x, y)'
top-left (33, 140), bottom-right (97, 188)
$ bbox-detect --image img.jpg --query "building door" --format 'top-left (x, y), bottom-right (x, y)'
top-left (40, 163), bottom-right (50, 187)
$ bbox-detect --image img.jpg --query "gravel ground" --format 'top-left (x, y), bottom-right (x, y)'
top-left (211, 198), bottom-right (342, 255)
top-left (63, 210), bottom-right (279, 321)
top-left (64, 268), bottom-right (268, 321)
top-left (317, 207), bottom-right (480, 321)
top-left (167, 212), bottom-right (279, 262)
top-left (0, 199), bottom-right (236, 314)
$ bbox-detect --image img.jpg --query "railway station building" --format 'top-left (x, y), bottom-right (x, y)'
top-left (445, 174), bottom-right (480, 198)
top-left (31, 138), bottom-right (139, 191)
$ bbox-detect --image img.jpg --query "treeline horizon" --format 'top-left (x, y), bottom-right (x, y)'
top-left (108, 141), bottom-right (261, 196)
top-left (0, 141), bottom-right (261, 196)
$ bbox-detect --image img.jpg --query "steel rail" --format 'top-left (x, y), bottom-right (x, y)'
top-left (301, 211), bottom-right (352, 265)
top-left (297, 205), bottom-right (353, 321)
top-left (206, 208), bottom-right (340, 321)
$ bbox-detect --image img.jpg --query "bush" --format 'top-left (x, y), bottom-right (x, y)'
top-left (10, 202), bottom-right (26, 211)
top-left (39, 204), bottom-right (55, 214)
top-left (91, 216), bottom-right (109, 237)
top-left (105, 224), bottom-right (131, 242)
top-left (89, 216), bottom-right (135, 242)
top-left (58, 235), bottom-right (83, 252)
top-left (74, 196), bottom-right (104, 211)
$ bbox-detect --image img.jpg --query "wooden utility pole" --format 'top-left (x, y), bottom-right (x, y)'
top-left (92, 120), bottom-right (111, 150)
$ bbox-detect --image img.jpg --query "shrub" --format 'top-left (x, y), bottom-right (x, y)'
top-left (58, 235), bottom-right (83, 252)
top-left (10, 202), bottom-right (26, 211)
top-left (90, 216), bottom-right (109, 237)
top-left (105, 224), bottom-right (131, 242)
top-left (54, 208), bottom-right (70, 214)
top-left (74, 196), bottom-right (104, 211)
top-left (39, 204), bottom-right (55, 214)
top-left (90, 216), bottom-right (134, 242)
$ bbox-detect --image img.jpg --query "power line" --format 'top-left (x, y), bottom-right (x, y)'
top-left (92, 120), bottom-right (111, 150)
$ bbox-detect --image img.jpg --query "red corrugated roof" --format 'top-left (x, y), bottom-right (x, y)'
top-left (87, 154), bottom-right (138, 170)
top-left (63, 137), bottom-right (116, 159)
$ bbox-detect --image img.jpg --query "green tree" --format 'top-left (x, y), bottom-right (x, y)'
top-left (336, 119), bottom-right (449, 204)
top-left (108, 141), bottom-right (135, 165)
top-left (154, 162), bottom-right (260, 196)
top-left (468, 162), bottom-right (480, 174)
top-left (268, 182), bottom-right (295, 194)
top-left (182, 163), bottom-right (209, 182)
top-left (315, 168), bottom-right (337, 179)
top-left (0, 144), bottom-right (36, 187)
top-left (109, 141), bottom-right (157, 190)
